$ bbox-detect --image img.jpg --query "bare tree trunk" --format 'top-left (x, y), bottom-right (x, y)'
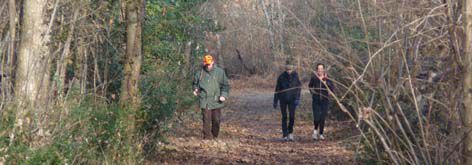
top-left (15, 0), bottom-right (51, 109)
top-left (120, 0), bottom-right (144, 145)
top-left (463, 0), bottom-right (472, 163)
top-left (276, 0), bottom-right (285, 54)
top-left (57, 7), bottom-right (79, 98)
top-left (103, 55), bottom-right (109, 98)
top-left (260, 0), bottom-right (276, 59)
top-left (12, 0), bottom-right (52, 148)
top-left (71, 7), bottom-right (88, 96)
top-left (74, 38), bottom-right (85, 95)
top-left (82, 44), bottom-right (88, 95)
top-left (216, 33), bottom-right (225, 69)
top-left (7, 0), bottom-right (16, 99)
top-left (182, 41), bottom-right (192, 76)
top-left (92, 48), bottom-right (100, 101)
top-left (120, 0), bottom-right (143, 108)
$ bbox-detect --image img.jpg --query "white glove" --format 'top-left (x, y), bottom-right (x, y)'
top-left (219, 96), bottom-right (226, 102)
top-left (193, 89), bottom-right (199, 96)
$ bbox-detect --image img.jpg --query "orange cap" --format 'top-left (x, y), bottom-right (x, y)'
top-left (203, 55), bottom-right (214, 65)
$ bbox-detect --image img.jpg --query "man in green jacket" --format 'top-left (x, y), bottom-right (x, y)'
top-left (192, 54), bottom-right (230, 139)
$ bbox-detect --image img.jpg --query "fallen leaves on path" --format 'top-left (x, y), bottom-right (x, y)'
top-left (148, 89), bottom-right (359, 164)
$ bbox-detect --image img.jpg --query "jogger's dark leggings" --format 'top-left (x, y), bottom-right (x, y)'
top-left (280, 102), bottom-right (296, 137)
top-left (312, 100), bottom-right (329, 134)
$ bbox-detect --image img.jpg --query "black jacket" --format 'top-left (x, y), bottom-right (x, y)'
top-left (308, 74), bottom-right (334, 102)
top-left (274, 71), bottom-right (302, 104)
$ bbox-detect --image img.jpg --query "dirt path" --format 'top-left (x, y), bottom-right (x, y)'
top-left (150, 89), bottom-right (358, 164)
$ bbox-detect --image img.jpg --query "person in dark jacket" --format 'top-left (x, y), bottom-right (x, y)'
top-left (308, 63), bottom-right (334, 140)
top-left (192, 54), bottom-right (230, 139)
top-left (273, 60), bottom-right (302, 141)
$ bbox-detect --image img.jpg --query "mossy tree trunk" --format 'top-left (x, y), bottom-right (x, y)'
top-left (463, 0), bottom-right (472, 163)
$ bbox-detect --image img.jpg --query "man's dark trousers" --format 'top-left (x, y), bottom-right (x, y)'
top-left (202, 108), bottom-right (221, 139)
top-left (280, 101), bottom-right (296, 137)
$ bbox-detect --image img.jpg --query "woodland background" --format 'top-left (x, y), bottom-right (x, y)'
top-left (0, 0), bottom-right (471, 164)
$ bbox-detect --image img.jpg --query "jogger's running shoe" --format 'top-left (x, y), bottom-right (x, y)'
top-left (319, 134), bottom-right (325, 140)
top-left (312, 130), bottom-right (319, 140)
top-left (288, 134), bottom-right (294, 141)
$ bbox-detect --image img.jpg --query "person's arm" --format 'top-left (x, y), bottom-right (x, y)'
top-left (192, 70), bottom-right (201, 94)
top-left (294, 72), bottom-right (302, 100)
top-left (308, 75), bottom-right (315, 94)
top-left (327, 79), bottom-right (334, 93)
top-left (274, 75), bottom-right (281, 104)
top-left (220, 70), bottom-right (230, 99)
